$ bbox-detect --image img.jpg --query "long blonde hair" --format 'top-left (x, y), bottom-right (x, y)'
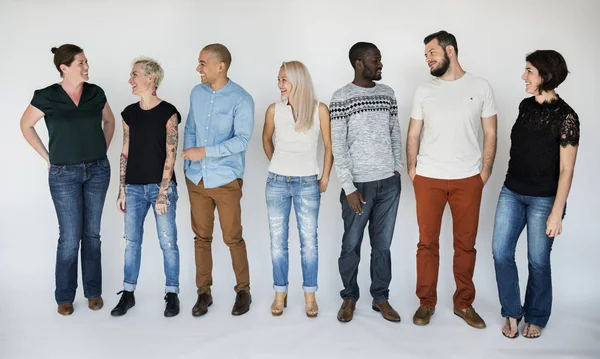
top-left (282, 61), bottom-right (317, 132)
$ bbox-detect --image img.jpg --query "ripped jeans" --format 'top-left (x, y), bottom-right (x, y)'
top-left (266, 172), bottom-right (320, 293)
top-left (122, 182), bottom-right (180, 294)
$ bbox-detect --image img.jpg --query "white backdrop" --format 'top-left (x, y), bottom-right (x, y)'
top-left (1, 0), bottom-right (599, 358)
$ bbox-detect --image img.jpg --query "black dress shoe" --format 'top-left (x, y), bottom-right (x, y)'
top-left (231, 291), bottom-right (251, 316)
top-left (192, 293), bottom-right (213, 317)
top-left (111, 291), bottom-right (135, 317)
top-left (164, 293), bottom-right (180, 317)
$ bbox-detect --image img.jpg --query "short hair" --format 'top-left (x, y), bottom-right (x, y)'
top-left (424, 30), bottom-right (458, 55)
top-left (202, 43), bottom-right (232, 69)
top-left (526, 50), bottom-right (569, 93)
top-left (349, 42), bottom-right (378, 69)
top-left (51, 44), bottom-right (83, 77)
top-left (132, 56), bottom-right (164, 89)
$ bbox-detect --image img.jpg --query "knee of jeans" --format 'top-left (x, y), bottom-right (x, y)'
top-left (492, 244), bottom-right (514, 264)
top-left (528, 252), bottom-right (551, 272)
top-left (270, 242), bottom-right (287, 259)
top-left (268, 214), bottom-right (288, 237)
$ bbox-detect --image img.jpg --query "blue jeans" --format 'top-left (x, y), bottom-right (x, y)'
top-left (492, 186), bottom-right (564, 328)
top-left (48, 159), bottom-right (110, 304)
top-left (339, 175), bottom-right (401, 302)
top-left (123, 182), bottom-right (180, 294)
top-left (266, 172), bottom-right (320, 293)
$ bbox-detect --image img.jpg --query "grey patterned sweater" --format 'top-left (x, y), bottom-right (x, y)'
top-left (330, 82), bottom-right (403, 195)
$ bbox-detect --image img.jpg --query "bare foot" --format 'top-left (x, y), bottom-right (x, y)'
top-left (502, 317), bottom-right (519, 338)
top-left (523, 322), bottom-right (542, 338)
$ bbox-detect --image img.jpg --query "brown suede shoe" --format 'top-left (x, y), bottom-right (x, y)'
top-left (88, 296), bottom-right (104, 311)
top-left (231, 291), bottom-right (252, 316)
top-left (413, 305), bottom-right (435, 325)
top-left (192, 293), bottom-right (213, 317)
top-left (454, 307), bottom-right (486, 329)
top-left (337, 298), bottom-right (356, 323)
top-left (372, 300), bottom-right (401, 322)
top-left (57, 303), bottom-right (74, 316)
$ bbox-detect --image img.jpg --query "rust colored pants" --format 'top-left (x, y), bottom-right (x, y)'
top-left (413, 174), bottom-right (483, 309)
top-left (186, 178), bottom-right (250, 295)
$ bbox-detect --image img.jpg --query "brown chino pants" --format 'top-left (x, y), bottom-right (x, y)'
top-left (413, 174), bottom-right (483, 309)
top-left (186, 178), bottom-right (250, 295)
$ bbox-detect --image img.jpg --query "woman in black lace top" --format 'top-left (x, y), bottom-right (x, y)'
top-left (491, 50), bottom-right (580, 339)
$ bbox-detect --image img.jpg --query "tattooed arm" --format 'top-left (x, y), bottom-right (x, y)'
top-left (155, 114), bottom-right (179, 215)
top-left (116, 120), bottom-right (129, 213)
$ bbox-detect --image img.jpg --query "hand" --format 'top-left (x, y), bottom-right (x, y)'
top-left (155, 192), bottom-right (168, 216)
top-left (408, 168), bottom-right (416, 182)
top-left (116, 191), bottom-right (126, 214)
top-left (318, 177), bottom-right (329, 193)
top-left (181, 147), bottom-right (206, 161)
top-left (394, 171), bottom-right (401, 177)
top-left (47, 160), bottom-right (50, 171)
top-left (480, 169), bottom-right (491, 186)
top-left (346, 190), bottom-right (366, 215)
top-left (546, 211), bottom-right (563, 237)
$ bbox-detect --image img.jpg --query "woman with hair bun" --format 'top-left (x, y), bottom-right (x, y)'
top-left (20, 44), bottom-right (115, 316)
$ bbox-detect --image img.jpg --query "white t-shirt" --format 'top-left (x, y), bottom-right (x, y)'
top-left (410, 73), bottom-right (497, 179)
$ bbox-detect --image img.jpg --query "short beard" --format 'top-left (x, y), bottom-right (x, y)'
top-left (430, 52), bottom-right (450, 77)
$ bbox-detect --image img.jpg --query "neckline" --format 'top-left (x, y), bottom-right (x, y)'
top-left (138, 100), bottom-right (164, 111)
top-left (56, 82), bottom-right (86, 108)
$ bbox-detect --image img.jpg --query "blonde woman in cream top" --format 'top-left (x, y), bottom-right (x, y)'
top-left (262, 61), bottom-right (333, 318)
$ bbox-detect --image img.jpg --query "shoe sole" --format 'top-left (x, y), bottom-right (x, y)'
top-left (111, 304), bottom-right (135, 317)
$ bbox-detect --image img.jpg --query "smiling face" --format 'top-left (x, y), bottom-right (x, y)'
top-left (128, 63), bottom-right (154, 95)
top-left (196, 49), bottom-right (223, 84)
top-left (522, 61), bottom-right (543, 95)
top-left (62, 52), bottom-right (89, 82)
top-left (424, 39), bottom-right (450, 77)
top-left (277, 66), bottom-right (293, 100)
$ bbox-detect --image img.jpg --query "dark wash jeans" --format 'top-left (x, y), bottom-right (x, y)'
top-left (338, 175), bottom-right (401, 302)
top-left (48, 159), bottom-right (110, 304)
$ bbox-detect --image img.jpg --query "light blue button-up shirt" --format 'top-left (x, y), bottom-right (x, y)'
top-left (183, 80), bottom-right (255, 188)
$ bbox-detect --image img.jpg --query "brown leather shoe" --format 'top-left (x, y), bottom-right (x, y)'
top-left (454, 307), bottom-right (486, 328)
top-left (372, 300), bottom-right (401, 322)
top-left (88, 296), bottom-right (103, 311)
top-left (337, 298), bottom-right (356, 323)
top-left (57, 303), bottom-right (74, 316)
top-left (231, 291), bottom-right (251, 316)
top-left (413, 305), bottom-right (435, 325)
top-left (192, 293), bottom-right (213, 317)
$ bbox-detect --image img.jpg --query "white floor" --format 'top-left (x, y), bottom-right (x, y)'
top-left (2, 283), bottom-right (599, 359)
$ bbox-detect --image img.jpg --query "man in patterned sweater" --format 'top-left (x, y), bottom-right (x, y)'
top-left (330, 42), bottom-right (403, 323)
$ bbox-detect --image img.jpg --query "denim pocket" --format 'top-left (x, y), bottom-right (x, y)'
top-left (49, 165), bottom-right (64, 176)
top-left (97, 158), bottom-right (110, 169)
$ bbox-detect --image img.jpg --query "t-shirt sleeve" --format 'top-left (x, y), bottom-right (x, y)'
top-left (481, 81), bottom-right (497, 118)
top-left (410, 87), bottom-right (424, 120)
top-left (165, 104), bottom-right (182, 125)
top-left (30, 88), bottom-right (50, 114)
top-left (559, 110), bottom-right (580, 147)
top-left (121, 105), bottom-right (133, 126)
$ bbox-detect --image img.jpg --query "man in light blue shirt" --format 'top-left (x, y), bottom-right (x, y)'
top-left (181, 43), bottom-right (255, 317)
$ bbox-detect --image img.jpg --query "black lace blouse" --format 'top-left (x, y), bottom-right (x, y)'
top-left (504, 95), bottom-right (580, 197)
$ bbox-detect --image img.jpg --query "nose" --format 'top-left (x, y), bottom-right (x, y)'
top-left (84, 63), bottom-right (89, 70)
top-left (196, 64), bottom-right (201, 72)
top-left (521, 72), bottom-right (527, 81)
top-left (128, 77), bottom-right (133, 85)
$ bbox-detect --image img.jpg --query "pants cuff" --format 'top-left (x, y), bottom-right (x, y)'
top-left (273, 284), bottom-right (288, 292)
top-left (123, 282), bottom-right (136, 292)
top-left (303, 285), bottom-right (318, 293)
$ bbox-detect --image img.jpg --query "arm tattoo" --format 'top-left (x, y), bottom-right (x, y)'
top-left (157, 115), bottom-right (178, 200)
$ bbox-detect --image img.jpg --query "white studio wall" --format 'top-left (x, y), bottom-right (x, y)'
top-left (1, 1), bottom-right (598, 358)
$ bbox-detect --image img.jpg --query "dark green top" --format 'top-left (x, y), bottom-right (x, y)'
top-left (31, 82), bottom-right (107, 165)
